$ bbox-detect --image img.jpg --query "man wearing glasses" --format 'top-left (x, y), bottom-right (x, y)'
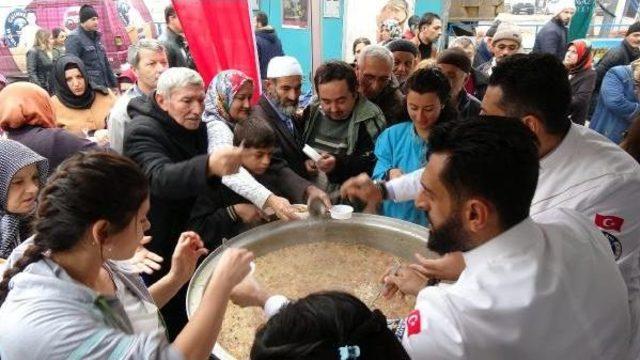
top-left (356, 45), bottom-right (406, 126)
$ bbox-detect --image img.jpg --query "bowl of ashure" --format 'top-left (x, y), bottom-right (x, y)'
top-left (186, 213), bottom-right (434, 360)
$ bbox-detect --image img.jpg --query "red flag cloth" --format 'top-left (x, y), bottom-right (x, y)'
top-left (594, 214), bottom-right (625, 232)
top-left (172, 0), bottom-right (261, 100)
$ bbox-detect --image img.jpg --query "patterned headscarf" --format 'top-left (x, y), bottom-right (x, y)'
top-left (202, 70), bottom-right (254, 128)
top-left (0, 139), bottom-right (48, 258)
top-left (381, 19), bottom-right (402, 41)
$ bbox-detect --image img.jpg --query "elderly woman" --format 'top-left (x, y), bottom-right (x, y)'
top-left (0, 140), bottom-right (47, 258)
top-left (51, 55), bottom-right (116, 135)
top-left (564, 40), bottom-right (596, 125)
top-left (26, 29), bottom-right (54, 93)
top-left (372, 67), bottom-right (457, 226)
top-left (202, 69), bottom-right (299, 220)
top-left (0, 82), bottom-right (101, 171)
top-left (0, 152), bottom-right (254, 360)
top-left (591, 58), bottom-right (640, 143)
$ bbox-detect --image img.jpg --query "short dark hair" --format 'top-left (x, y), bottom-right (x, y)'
top-left (313, 60), bottom-right (358, 94)
top-left (164, 4), bottom-right (176, 24)
top-left (52, 27), bottom-right (64, 39)
top-left (406, 67), bottom-right (450, 101)
top-left (251, 291), bottom-right (410, 359)
top-left (408, 15), bottom-right (420, 30)
top-left (352, 37), bottom-right (371, 55)
top-left (428, 116), bottom-right (540, 230)
top-left (418, 12), bottom-right (441, 30)
top-left (489, 53), bottom-right (571, 136)
top-left (255, 11), bottom-right (268, 27)
top-left (233, 116), bottom-right (276, 148)
top-left (406, 67), bottom-right (458, 124)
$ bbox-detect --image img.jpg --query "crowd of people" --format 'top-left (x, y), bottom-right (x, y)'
top-left (0, 1), bottom-right (639, 359)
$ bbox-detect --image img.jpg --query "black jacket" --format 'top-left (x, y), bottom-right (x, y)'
top-left (124, 93), bottom-right (220, 339)
top-left (255, 26), bottom-right (284, 79)
top-left (188, 171), bottom-right (294, 249)
top-left (159, 28), bottom-right (195, 69)
top-left (370, 77), bottom-right (407, 126)
top-left (252, 95), bottom-right (314, 194)
top-left (532, 17), bottom-right (568, 61)
top-left (26, 48), bottom-right (53, 93)
top-left (457, 91), bottom-right (482, 120)
top-left (569, 68), bottom-right (596, 125)
top-left (65, 27), bottom-right (116, 88)
top-left (595, 39), bottom-right (640, 92)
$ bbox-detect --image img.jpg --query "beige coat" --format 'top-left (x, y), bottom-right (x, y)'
top-left (52, 90), bottom-right (116, 134)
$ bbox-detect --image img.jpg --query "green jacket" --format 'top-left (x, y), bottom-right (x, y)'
top-left (302, 96), bottom-right (386, 183)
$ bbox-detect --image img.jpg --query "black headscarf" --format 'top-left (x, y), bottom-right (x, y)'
top-left (52, 55), bottom-right (108, 109)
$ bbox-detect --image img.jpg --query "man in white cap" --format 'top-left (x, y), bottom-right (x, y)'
top-left (252, 55), bottom-right (331, 206)
top-left (533, 0), bottom-right (576, 60)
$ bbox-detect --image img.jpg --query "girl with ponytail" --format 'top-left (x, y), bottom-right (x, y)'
top-left (230, 278), bottom-right (410, 359)
top-left (0, 152), bottom-right (254, 360)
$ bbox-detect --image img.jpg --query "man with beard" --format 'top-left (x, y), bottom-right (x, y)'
top-left (383, 118), bottom-right (630, 359)
top-left (252, 56), bottom-right (331, 204)
top-left (357, 45), bottom-right (406, 126)
top-left (108, 39), bottom-right (168, 154)
top-left (341, 54), bottom-right (640, 358)
top-left (301, 61), bottom-right (386, 189)
top-left (594, 22), bottom-right (640, 99)
top-left (532, 0), bottom-right (576, 61)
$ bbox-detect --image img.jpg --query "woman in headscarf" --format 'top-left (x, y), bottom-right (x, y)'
top-left (563, 39), bottom-right (596, 125)
top-left (50, 55), bottom-right (116, 135)
top-left (0, 139), bottom-right (47, 258)
top-left (0, 82), bottom-right (100, 171)
top-left (379, 19), bottom-right (402, 45)
top-left (202, 69), bottom-right (298, 221)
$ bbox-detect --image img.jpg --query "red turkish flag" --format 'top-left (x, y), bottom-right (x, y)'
top-left (171, 0), bottom-right (261, 100)
top-left (406, 309), bottom-right (422, 336)
top-left (595, 214), bottom-right (625, 232)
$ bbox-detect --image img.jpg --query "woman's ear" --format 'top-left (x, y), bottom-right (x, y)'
top-left (91, 219), bottom-right (110, 246)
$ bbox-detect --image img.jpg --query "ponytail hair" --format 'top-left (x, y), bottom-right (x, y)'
top-left (250, 291), bottom-right (410, 360)
top-left (0, 152), bottom-right (149, 304)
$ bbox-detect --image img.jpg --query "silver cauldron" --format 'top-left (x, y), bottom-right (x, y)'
top-left (186, 213), bottom-right (432, 359)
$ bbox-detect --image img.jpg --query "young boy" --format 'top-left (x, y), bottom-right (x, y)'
top-left (188, 116), bottom-right (293, 248)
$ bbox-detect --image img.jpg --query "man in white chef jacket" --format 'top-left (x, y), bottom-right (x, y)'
top-left (382, 118), bottom-right (631, 359)
top-left (341, 53), bottom-right (640, 358)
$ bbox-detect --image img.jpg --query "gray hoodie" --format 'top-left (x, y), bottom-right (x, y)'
top-left (0, 254), bottom-right (183, 360)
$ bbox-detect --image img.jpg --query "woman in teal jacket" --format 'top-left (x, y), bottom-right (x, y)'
top-left (373, 68), bottom-right (458, 226)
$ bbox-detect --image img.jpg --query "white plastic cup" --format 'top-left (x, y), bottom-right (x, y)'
top-left (329, 205), bottom-right (354, 220)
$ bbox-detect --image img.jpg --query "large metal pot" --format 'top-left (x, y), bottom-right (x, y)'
top-left (186, 214), bottom-right (432, 360)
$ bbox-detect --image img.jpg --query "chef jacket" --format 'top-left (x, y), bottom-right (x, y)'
top-left (386, 124), bottom-right (640, 357)
top-left (530, 123), bottom-right (640, 359)
top-left (397, 208), bottom-right (631, 359)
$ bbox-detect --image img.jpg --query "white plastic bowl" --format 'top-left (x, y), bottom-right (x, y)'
top-left (329, 205), bottom-right (354, 220)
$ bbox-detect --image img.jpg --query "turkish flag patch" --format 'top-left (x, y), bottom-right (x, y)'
top-left (406, 310), bottom-right (421, 336)
top-left (595, 214), bottom-right (625, 232)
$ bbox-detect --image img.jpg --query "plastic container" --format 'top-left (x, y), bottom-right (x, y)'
top-left (329, 205), bottom-right (354, 220)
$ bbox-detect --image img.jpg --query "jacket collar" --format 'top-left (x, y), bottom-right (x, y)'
top-left (462, 217), bottom-right (539, 271)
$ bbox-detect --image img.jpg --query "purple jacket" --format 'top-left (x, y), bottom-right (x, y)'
top-left (7, 125), bottom-right (103, 172)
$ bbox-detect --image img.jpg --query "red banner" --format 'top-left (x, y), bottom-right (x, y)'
top-left (172, 0), bottom-right (261, 100)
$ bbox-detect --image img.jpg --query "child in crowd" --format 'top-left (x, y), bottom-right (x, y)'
top-left (189, 116), bottom-right (299, 248)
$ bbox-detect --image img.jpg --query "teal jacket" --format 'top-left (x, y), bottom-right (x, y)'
top-left (373, 122), bottom-right (428, 226)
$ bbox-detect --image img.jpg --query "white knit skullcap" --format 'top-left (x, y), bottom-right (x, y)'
top-left (266, 56), bottom-right (303, 78)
